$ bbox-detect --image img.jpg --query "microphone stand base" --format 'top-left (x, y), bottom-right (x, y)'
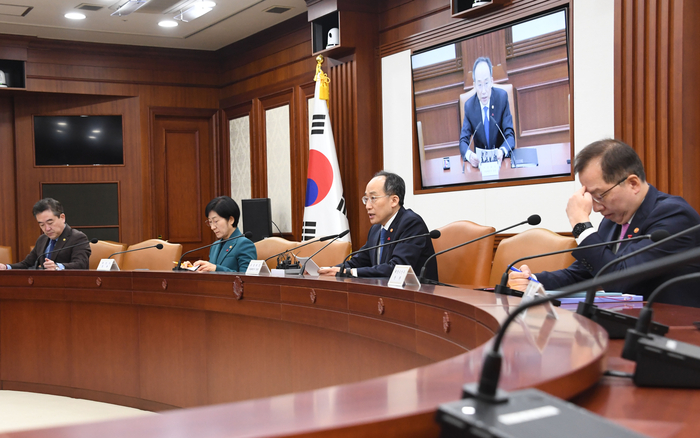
top-left (418, 277), bottom-right (457, 288)
top-left (576, 301), bottom-right (669, 339)
top-left (436, 387), bottom-right (647, 438)
top-left (493, 284), bottom-right (524, 298)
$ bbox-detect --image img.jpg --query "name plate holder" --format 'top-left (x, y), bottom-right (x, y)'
top-left (96, 259), bottom-right (120, 271)
top-left (388, 265), bottom-right (421, 290)
top-left (246, 260), bottom-right (270, 275)
top-left (518, 280), bottom-right (557, 320)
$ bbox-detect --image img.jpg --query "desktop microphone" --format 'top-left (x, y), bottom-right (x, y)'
top-left (33, 238), bottom-right (98, 269)
top-left (418, 214), bottom-right (541, 286)
top-left (436, 245), bottom-right (700, 438)
top-left (620, 271), bottom-right (700, 388)
top-left (495, 230), bottom-right (667, 294)
top-left (173, 232), bottom-right (253, 271)
top-left (299, 230), bottom-right (350, 275)
top-left (109, 243), bottom-right (163, 260)
top-left (494, 120), bottom-right (513, 156)
top-left (495, 230), bottom-right (668, 338)
top-left (337, 229), bottom-right (441, 278)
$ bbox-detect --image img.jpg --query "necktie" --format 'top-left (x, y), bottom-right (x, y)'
top-left (483, 106), bottom-right (490, 148)
top-left (378, 228), bottom-right (387, 262)
top-left (46, 239), bottom-right (56, 260)
top-left (614, 223), bottom-right (630, 253)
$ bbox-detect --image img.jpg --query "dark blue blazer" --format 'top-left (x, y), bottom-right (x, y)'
top-left (537, 185), bottom-right (700, 306)
top-left (459, 87), bottom-right (515, 159)
top-left (208, 228), bottom-right (257, 273)
top-left (341, 207), bottom-right (438, 280)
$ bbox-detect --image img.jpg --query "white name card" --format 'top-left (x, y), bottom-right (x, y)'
top-left (96, 259), bottom-right (120, 271)
top-left (388, 265), bottom-right (421, 290)
top-left (518, 280), bottom-right (558, 320)
top-left (246, 260), bottom-right (270, 276)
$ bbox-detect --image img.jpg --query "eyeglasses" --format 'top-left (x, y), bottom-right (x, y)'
top-left (362, 194), bottom-right (390, 205)
top-left (591, 176), bottom-right (628, 204)
top-left (204, 217), bottom-right (222, 226)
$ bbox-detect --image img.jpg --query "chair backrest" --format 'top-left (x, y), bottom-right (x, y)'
top-left (489, 228), bottom-right (577, 285)
top-left (295, 240), bottom-right (352, 269)
top-left (89, 241), bottom-right (128, 270)
top-left (255, 237), bottom-right (299, 269)
top-left (434, 221), bottom-right (496, 287)
top-left (459, 83), bottom-right (517, 149)
top-left (121, 239), bottom-right (183, 271)
top-left (0, 245), bottom-right (13, 265)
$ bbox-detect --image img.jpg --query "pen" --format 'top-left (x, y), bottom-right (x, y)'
top-left (509, 266), bottom-right (538, 282)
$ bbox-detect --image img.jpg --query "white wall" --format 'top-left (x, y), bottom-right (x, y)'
top-left (381, 0), bottom-right (614, 232)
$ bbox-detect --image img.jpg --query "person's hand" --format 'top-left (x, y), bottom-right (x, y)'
top-left (0, 263), bottom-right (7, 270)
top-left (43, 258), bottom-right (58, 271)
top-left (566, 186), bottom-right (593, 227)
top-left (193, 260), bottom-right (216, 272)
top-left (496, 149), bottom-right (504, 165)
top-left (508, 264), bottom-right (533, 292)
top-left (468, 152), bottom-right (480, 168)
top-left (317, 266), bottom-right (340, 276)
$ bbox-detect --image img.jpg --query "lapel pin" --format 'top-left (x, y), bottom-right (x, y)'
top-left (62, 238), bottom-right (66, 241)
top-left (634, 227), bottom-right (639, 233)
top-left (390, 228), bottom-right (393, 232)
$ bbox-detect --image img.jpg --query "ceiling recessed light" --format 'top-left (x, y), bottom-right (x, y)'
top-left (65, 12), bottom-right (86, 20)
top-left (158, 20), bottom-right (178, 28)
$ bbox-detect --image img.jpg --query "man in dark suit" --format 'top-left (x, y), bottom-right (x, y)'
top-left (459, 57), bottom-right (515, 168)
top-left (318, 171), bottom-right (438, 280)
top-left (509, 139), bottom-right (700, 306)
top-left (0, 198), bottom-right (91, 271)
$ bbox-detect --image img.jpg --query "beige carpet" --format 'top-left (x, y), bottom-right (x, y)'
top-left (0, 390), bottom-right (155, 433)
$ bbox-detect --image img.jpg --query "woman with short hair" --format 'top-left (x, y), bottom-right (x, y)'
top-left (193, 196), bottom-right (256, 272)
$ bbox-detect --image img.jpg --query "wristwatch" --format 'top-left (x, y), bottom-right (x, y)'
top-left (572, 222), bottom-right (593, 238)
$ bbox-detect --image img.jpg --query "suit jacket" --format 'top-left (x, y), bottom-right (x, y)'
top-left (537, 185), bottom-right (700, 306)
top-left (459, 87), bottom-right (515, 159)
top-left (208, 228), bottom-right (257, 273)
top-left (341, 207), bottom-right (438, 280)
top-left (11, 224), bottom-right (91, 270)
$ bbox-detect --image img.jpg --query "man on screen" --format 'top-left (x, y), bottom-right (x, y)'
top-left (0, 198), bottom-right (91, 271)
top-left (459, 57), bottom-right (515, 168)
top-left (318, 171), bottom-right (438, 280)
top-left (508, 139), bottom-right (700, 306)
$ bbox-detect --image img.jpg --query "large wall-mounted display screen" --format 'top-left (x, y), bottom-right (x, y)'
top-left (34, 115), bottom-right (124, 166)
top-left (412, 8), bottom-right (572, 189)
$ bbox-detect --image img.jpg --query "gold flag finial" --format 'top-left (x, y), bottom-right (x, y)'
top-left (314, 55), bottom-right (330, 101)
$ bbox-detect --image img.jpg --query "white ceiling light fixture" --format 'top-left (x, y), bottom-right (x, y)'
top-left (158, 20), bottom-right (178, 28)
top-left (174, 0), bottom-right (215, 23)
top-left (65, 12), bottom-right (86, 20)
top-left (111, 0), bottom-right (150, 17)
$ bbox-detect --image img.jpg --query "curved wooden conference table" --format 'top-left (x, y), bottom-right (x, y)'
top-left (0, 270), bottom-right (696, 438)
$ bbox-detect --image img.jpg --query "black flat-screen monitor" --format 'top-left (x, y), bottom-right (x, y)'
top-left (34, 115), bottom-right (124, 166)
top-left (412, 8), bottom-right (572, 190)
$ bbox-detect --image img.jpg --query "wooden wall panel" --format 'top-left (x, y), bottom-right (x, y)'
top-left (615, 0), bottom-right (700, 212)
top-left (0, 97), bottom-right (16, 258)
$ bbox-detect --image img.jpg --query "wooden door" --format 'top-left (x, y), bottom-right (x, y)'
top-left (152, 115), bottom-right (215, 258)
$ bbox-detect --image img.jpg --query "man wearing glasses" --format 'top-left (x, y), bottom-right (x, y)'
top-left (318, 171), bottom-right (438, 280)
top-left (0, 198), bottom-right (91, 271)
top-left (509, 139), bottom-right (700, 305)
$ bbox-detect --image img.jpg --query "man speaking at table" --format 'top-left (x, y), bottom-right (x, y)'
top-left (459, 56), bottom-right (515, 168)
top-left (509, 139), bottom-right (700, 305)
top-left (0, 198), bottom-right (91, 271)
top-left (318, 171), bottom-right (438, 280)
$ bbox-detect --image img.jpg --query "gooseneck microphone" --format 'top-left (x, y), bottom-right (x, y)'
top-left (495, 230), bottom-right (668, 296)
top-left (263, 232), bottom-right (345, 272)
top-left (173, 232), bottom-right (252, 271)
top-left (337, 229), bottom-right (441, 278)
top-left (462, 121), bottom-right (482, 173)
top-left (436, 246), bottom-right (700, 438)
top-left (33, 238), bottom-right (98, 269)
top-left (620, 271), bottom-right (700, 388)
top-left (109, 243), bottom-right (163, 260)
top-left (299, 230), bottom-right (350, 275)
top-left (494, 120), bottom-right (513, 156)
top-left (418, 215), bottom-right (541, 285)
